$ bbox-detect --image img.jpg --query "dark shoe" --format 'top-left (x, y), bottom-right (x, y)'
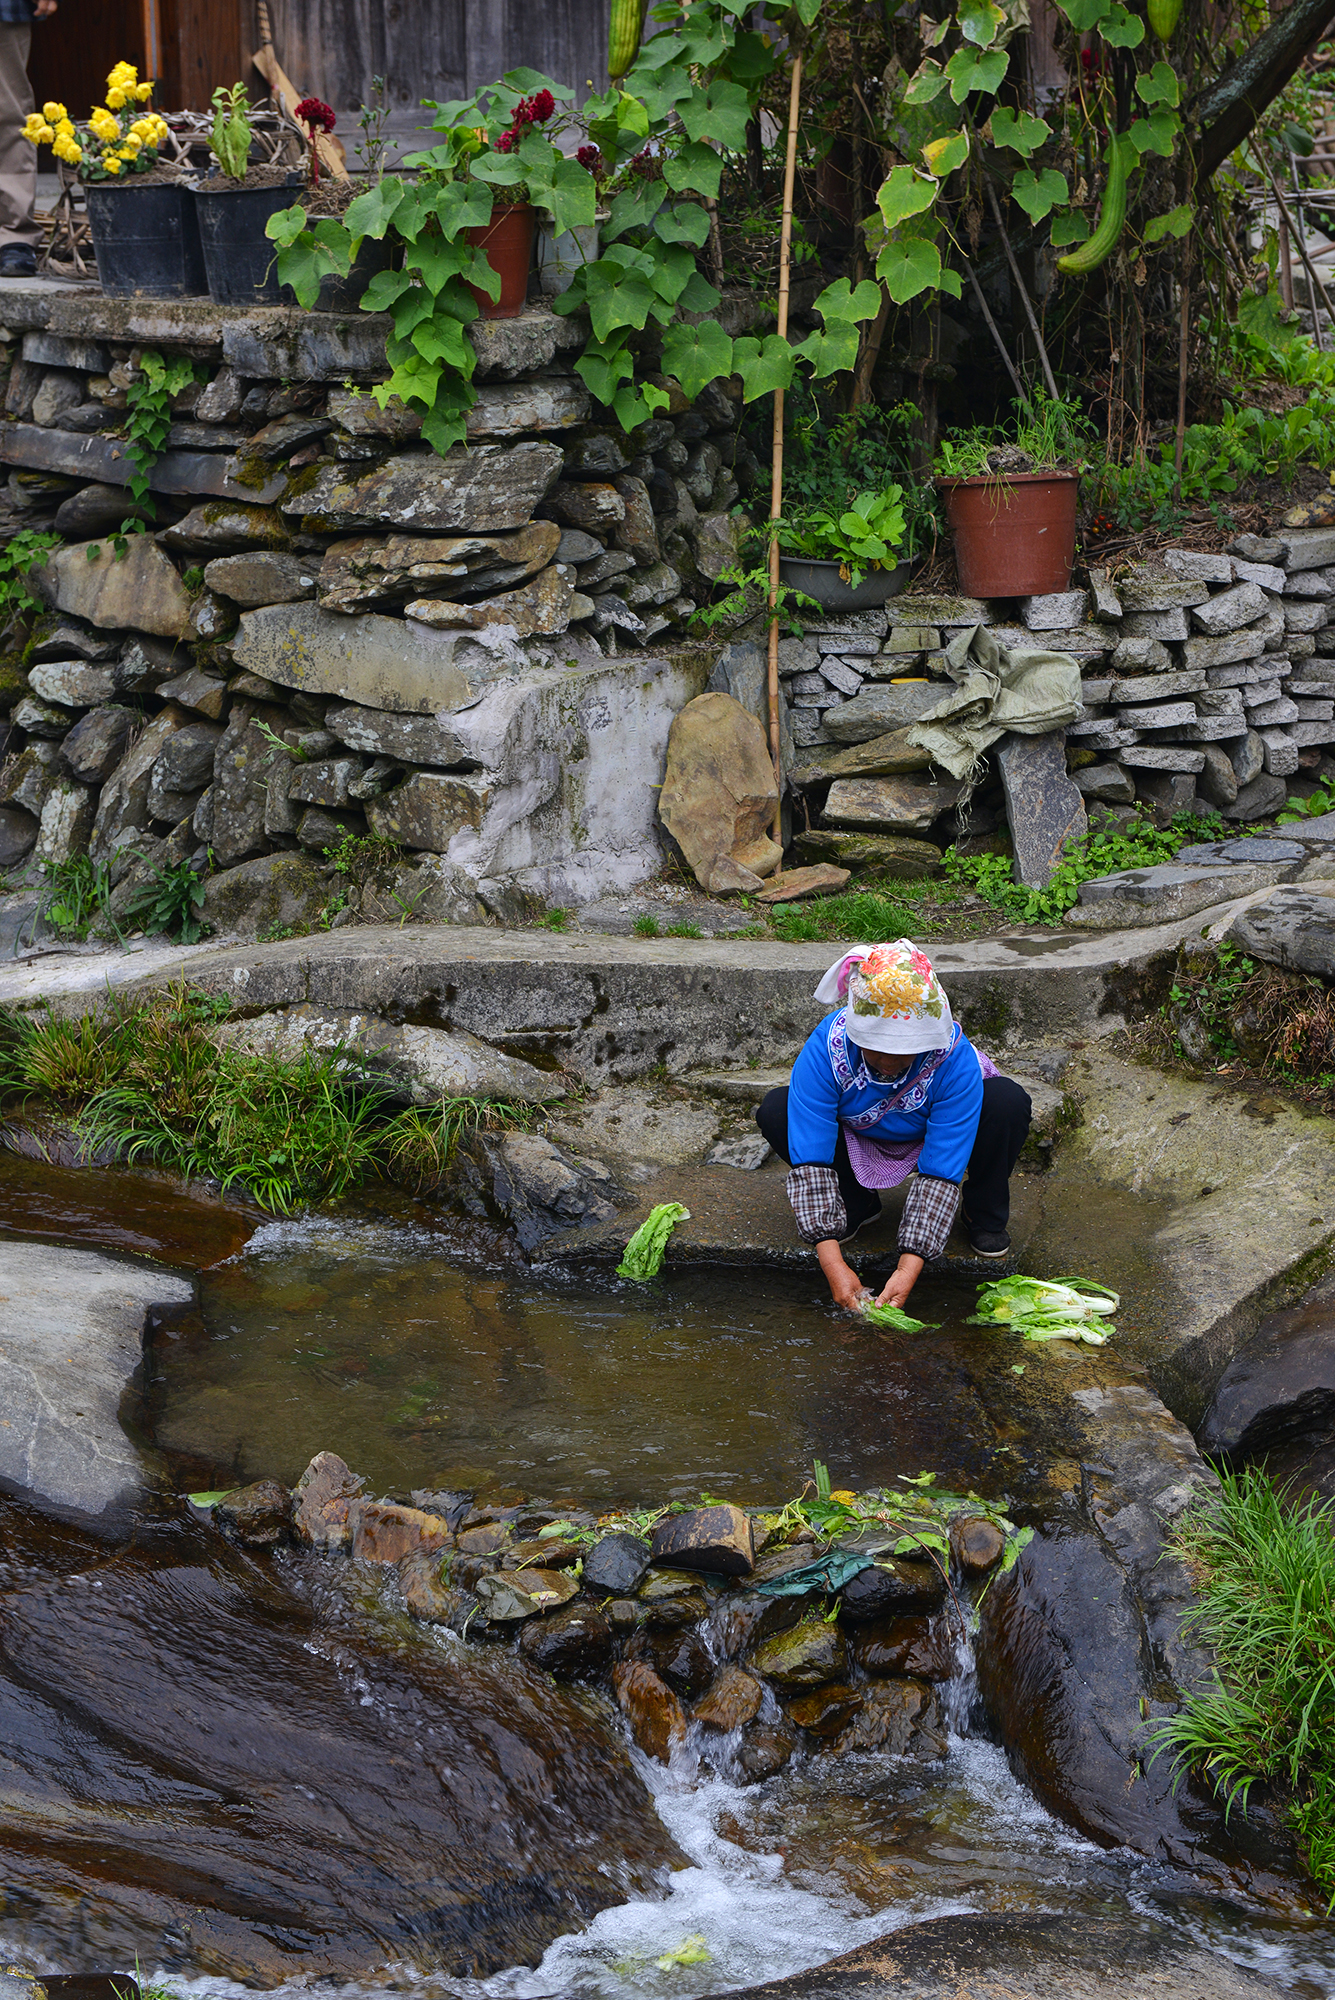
top-left (968, 1228), bottom-right (1012, 1259)
top-left (0, 245), bottom-right (36, 277)
top-left (840, 1197), bottom-right (883, 1244)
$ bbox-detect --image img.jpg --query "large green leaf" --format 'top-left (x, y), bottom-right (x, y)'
top-left (1011, 167), bottom-right (1069, 222)
top-left (990, 106), bottom-right (1050, 155)
top-left (677, 269), bottom-right (722, 314)
top-left (903, 60), bottom-right (948, 104)
top-left (1143, 202), bottom-right (1193, 243)
top-left (612, 379), bottom-right (671, 430)
top-left (411, 315), bottom-right (472, 369)
top-left (604, 180), bottom-right (667, 241)
top-left (1100, 3), bottom-right (1145, 42)
top-left (791, 317), bottom-right (862, 378)
top-left (945, 46), bottom-right (1009, 102)
top-left (813, 277), bottom-right (882, 324)
top-left (537, 154), bottom-right (600, 234)
top-left (922, 128), bottom-right (970, 177)
top-left (589, 270), bottom-right (659, 340)
top-left (343, 176), bottom-right (408, 240)
top-left (958, 0), bottom-right (1007, 44)
top-left (1049, 209), bottom-right (1090, 245)
top-left (660, 319), bottom-right (734, 399)
top-left (875, 234), bottom-right (943, 303)
top-left (648, 239), bottom-right (699, 304)
top-left (1136, 59), bottom-right (1180, 105)
top-left (501, 66), bottom-right (573, 98)
top-left (359, 266), bottom-right (415, 314)
top-left (575, 338), bottom-right (634, 404)
top-left (470, 150), bottom-right (527, 187)
top-left (271, 218), bottom-right (353, 310)
top-left (665, 141), bottom-right (723, 198)
top-left (877, 164), bottom-right (939, 229)
top-left (653, 201), bottom-right (710, 250)
top-left (678, 79), bottom-right (751, 151)
top-left (412, 232), bottom-right (481, 297)
top-left (732, 332), bottom-right (797, 400)
top-left (1054, 0), bottom-right (1110, 27)
top-left (1130, 109), bottom-right (1177, 155)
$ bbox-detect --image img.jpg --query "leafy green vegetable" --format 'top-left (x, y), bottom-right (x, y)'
top-left (859, 1298), bottom-right (937, 1332)
top-left (616, 1201), bottom-right (690, 1280)
top-left (186, 1490), bottom-right (232, 1508)
top-left (656, 1937), bottom-right (711, 1970)
top-left (969, 1274), bottom-right (1118, 1344)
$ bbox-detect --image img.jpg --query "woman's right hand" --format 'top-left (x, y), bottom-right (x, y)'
top-left (817, 1240), bottom-right (869, 1314)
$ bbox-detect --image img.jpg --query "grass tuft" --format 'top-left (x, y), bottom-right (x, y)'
top-left (1148, 1466), bottom-right (1335, 1900)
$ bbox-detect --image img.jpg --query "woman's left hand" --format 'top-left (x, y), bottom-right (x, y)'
top-left (876, 1253), bottom-right (924, 1310)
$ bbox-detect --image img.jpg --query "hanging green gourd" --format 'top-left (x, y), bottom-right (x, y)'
top-left (608, 0), bottom-right (646, 80)
top-left (1147, 0), bottom-right (1183, 40)
top-left (1056, 125), bottom-right (1133, 276)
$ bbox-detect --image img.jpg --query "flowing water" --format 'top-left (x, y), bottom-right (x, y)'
top-left (1, 1160), bottom-right (1334, 1996)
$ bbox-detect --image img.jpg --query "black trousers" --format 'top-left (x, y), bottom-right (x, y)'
top-left (755, 1075), bottom-right (1032, 1236)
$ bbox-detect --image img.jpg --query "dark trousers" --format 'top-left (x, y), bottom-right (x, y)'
top-left (756, 1075), bottom-right (1032, 1236)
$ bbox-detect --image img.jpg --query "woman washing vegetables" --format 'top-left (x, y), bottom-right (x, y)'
top-left (755, 941), bottom-right (1031, 1315)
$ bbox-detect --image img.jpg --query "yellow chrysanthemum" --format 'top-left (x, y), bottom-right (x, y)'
top-left (130, 117), bottom-right (149, 137)
top-left (123, 134), bottom-right (142, 155)
top-left (107, 61), bottom-right (136, 85)
top-left (135, 81), bottom-right (154, 101)
top-left (104, 156), bottom-right (121, 174)
top-left (151, 118), bottom-right (169, 142)
top-left (41, 100), bottom-right (65, 123)
top-left (21, 113), bottom-right (44, 143)
top-left (89, 109), bottom-right (119, 142)
top-left (53, 135), bottom-right (82, 165)
top-left (106, 86), bottom-right (126, 110)
top-left (35, 123), bottom-right (54, 144)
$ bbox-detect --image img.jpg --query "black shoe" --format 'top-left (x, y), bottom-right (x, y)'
top-left (968, 1228), bottom-right (1011, 1258)
top-left (840, 1198), bottom-right (883, 1244)
top-left (0, 245), bottom-right (36, 277)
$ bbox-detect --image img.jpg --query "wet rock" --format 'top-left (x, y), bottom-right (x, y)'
top-left (215, 1478), bottom-right (293, 1548)
top-left (349, 1500), bottom-right (453, 1565)
top-left (650, 1503), bottom-right (755, 1577)
top-left (286, 444), bottom-right (563, 535)
top-left (405, 564), bottom-right (576, 637)
top-left (199, 850), bottom-right (328, 936)
top-left (457, 1521), bottom-right (512, 1557)
top-left (998, 733), bottom-right (1087, 890)
top-left (398, 1549), bottom-right (475, 1625)
top-left (474, 1569), bottom-right (580, 1621)
top-left (583, 1530), bottom-right (652, 1596)
top-left (1198, 1270), bottom-right (1335, 1463)
top-left (785, 1683), bottom-right (864, 1738)
top-left (736, 1716), bottom-right (796, 1782)
top-left (518, 1602), bottom-right (613, 1676)
top-left (792, 829), bottom-right (942, 879)
top-left (35, 536), bottom-right (192, 639)
top-left (659, 692), bottom-right (781, 890)
top-left (849, 1616), bottom-right (957, 1680)
top-left (837, 1557), bottom-right (946, 1621)
top-left (951, 1517), bottom-right (1006, 1571)
top-left (204, 551), bottom-right (318, 607)
top-left (292, 1450), bottom-right (365, 1549)
top-left (833, 1678), bottom-right (947, 1758)
top-left (693, 1665), bottom-right (765, 1731)
top-left (613, 1658), bottom-right (687, 1763)
top-left (650, 1626), bottom-right (715, 1695)
top-left (750, 1613), bottom-right (848, 1687)
top-left (60, 704), bottom-right (136, 786)
top-left (486, 1132), bottom-right (620, 1251)
top-left (158, 501), bottom-right (292, 554)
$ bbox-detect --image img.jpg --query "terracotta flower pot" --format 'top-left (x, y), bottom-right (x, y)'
top-left (936, 470), bottom-right (1079, 598)
top-left (466, 201), bottom-right (536, 319)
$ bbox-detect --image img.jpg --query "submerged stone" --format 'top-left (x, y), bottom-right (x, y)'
top-left (612, 1658), bottom-right (686, 1763)
top-left (850, 1615), bottom-right (957, 1681)
top-left (750, 1613), bottom-right (848, 1687)
top-left (350, 1500), bottom-right (453, 1565)
top-left (837, 1556), bottom-right (946, 1621)
top-left (693, 1665), bottom-right (765, 1731)
top-left (474, 1568), bottom-right (579, 1621)
top-left (518, 1603), bottom-right (613, 1677)
top-left (215, 1478), bottom-right (292, 1548)
top-left (833, 1677), bottom-right (947, 1758)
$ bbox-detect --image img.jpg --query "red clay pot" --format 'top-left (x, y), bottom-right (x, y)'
top-left (466, 201), bottom-right (536, 319)
top-left (936, 470), bottom-right (1079, 598)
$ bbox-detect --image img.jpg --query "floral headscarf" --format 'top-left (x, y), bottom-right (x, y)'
top-left (813, 940), bottom-right (954, 1054)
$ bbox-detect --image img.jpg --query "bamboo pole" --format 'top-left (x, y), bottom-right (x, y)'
top-left (1173, 233), bottom-right (1191, 500)
top-left (766, 50), bottom-right (803, 853)
top-left (1289, 148), bottom-right (1326, 351)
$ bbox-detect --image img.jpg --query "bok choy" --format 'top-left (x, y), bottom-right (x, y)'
top-left (969, 1275), bottom-right (1118, 1345)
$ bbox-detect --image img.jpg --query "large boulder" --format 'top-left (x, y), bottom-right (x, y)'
top-left (199, 850), bottom-right (329, 936)
top-left (658, 691), bottom-right (781, 891)
top-left (1228, 886), bottom-right (1335, 977)
top-left (283, 443), bottom-right (563, 535)
top-left (1198, 1271), bottom-right (1335, 1467)
top-left (231, 603), bottom-right (507, 715)
top-left (215, 1005), bottom-right (564, 1106)
top-left (35, 536), bottom-right (192, 639)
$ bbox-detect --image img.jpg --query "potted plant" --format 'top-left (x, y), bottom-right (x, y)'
top-left (23, 63), bottom-right (205, 298)
top-left (779, 486), bottom-right (912, 610)
top-left (192, 83), bottom-right (301, 308)
top-left (934, 397), bottom-right (1091, 598)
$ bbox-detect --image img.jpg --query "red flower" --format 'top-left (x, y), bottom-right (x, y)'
top-left (495, 130), bottom-right (514, 151)
top-left (295, 96), bottom-right (335, 133)
top-left (529, 88), bottom-right (555, 122)
top-left (577, 142), bottom-right (602, 171)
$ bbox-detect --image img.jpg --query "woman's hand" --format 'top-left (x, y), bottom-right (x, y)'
top-left (817, 1239), bottom-right (869, 1314)
top-left (876, 1253), bottom-right (924, 1310)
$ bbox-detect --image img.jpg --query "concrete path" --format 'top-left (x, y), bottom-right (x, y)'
top-left (0, 1240), bottom-right (192, 1515)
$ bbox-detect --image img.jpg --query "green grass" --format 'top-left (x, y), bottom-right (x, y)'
top-left (0, 988), bottom-right (533, 1213)
top-left (1148, 1467), bottom-right (1335, 1900)
top-left (767, 879), bottom-right (950, 943)
top-left (633, 914), bottom-right (660, 937)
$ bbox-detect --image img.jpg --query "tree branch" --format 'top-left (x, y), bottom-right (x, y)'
top-left (1194, 0), bottom-right (1335, 184)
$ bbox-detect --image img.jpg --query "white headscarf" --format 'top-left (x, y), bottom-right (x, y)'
top-left (813, 940), bottom-right (955, 1055)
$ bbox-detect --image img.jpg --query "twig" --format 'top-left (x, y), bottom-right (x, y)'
top-left (984, 177), bottom-right (1060, 402)
top-left (961, 254), bottom-right (1031, 410)
top-left (1254, 147), bottom-right (1330, 348)
top-left (766, 51), bottom-right (804, 853)
top-left (1290, 148), bottom-right (1326, 351)
top-left (1174, 231), bottom-right (1191, 501)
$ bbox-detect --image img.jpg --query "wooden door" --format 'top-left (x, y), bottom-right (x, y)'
top-left (28, 0), bottom-right (149, 126)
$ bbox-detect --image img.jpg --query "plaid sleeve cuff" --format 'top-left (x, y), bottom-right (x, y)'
top-left (787, 1164), bottom-right (847, 1245)
top-left (898, 1174), bottom-right (960, 1261)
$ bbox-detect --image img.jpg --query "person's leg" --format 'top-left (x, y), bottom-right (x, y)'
top-left (756, 1088), bottom-right (880, 1234)
top-left (961, 1075), bottom-right (1032, 1249)
top-left (0, 24), bottom-right (38, 258)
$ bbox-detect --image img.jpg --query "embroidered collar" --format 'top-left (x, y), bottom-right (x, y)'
top-left (828, 1011), bottom-right (961, 1129)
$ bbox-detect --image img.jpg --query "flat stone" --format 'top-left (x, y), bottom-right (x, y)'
top-left (158, 502), bottom-right (292, 555)
top-left (1281, 526), bottom-right (1335, 573)
top-left (1118, 745), bottom-right (1206, 772)
top-left (1232, 533), bottom-right (1288, 563)
top-left (1178, 837), bottom-right (1305, 865)
top-left (27, 659), bottom-right (116, 708)
top-left (1229, 887), bottom-right (1335, 974)
top-left (204, 551), bottom-right (318, 607)
top-left (822, 776), bottom-right (960, 835)
top-left (997, 733), bottom-right (1087, 888)
top-left (35, 776), bottom-right (95, 866)
top-left (750, 1613), bottom-right (848, 1687)
top-left (35, 536), bottom-right (192, 640)
top-left (156, 667), bottom-right (229, 720)
top-left (319, 523), bottom-right (562, 613)
top-left (1109, 669), bottom-right (1206, 702)
top-left (1183, 627), bottom-right (1270, 670)
top-left (293, 1449), bottom-right (365, 1549)
top-left (1164, 548), bottom-right (1232, 583)
top-left (888, 593), bottom-right (984, 627)
top-left (0, 421), bottom-right (286, 502)
top-left (0, 1239), bottom-right (191, 1514)
top-left (706, 1133), bottom-right (773, 1167)
top-left (1072, 762), bottom-right (1135, 803)
top-left (218, 1004), bottom-right (562, 1106)
top-left (650, 1504), bottom-right (754, 1577)
top-left (541, 480), bottom-right (625, 533)
top-left (1236, 559), bottom-right (1287, 593)
top-left (1112, 636), bottom-right (1172, 674)
top-left (363, 770), bottom-right (492, 852)
top-left (289, 757), bottom-right (360, 809)
top-left (232, 603), bottom-right (499, 714)
top-left (793, 828), bottom-right (942, 878)
top-left (1290, 720), bottom-right (1335, 745)
top-left (323, 703), bottom-right (469, 767)
top-left (466, 379), bottom-right (591, 437)
top-left (405, 565), bottom-right (575, 636)
top-left (1206, 659), bottom-right (1280, 687)
top-left (1177, 716), bottom-right (1249, 740)
top-left (1021, 590), bottom-right (1087, 630)
top-left (1250, 697), bottom-right (1300, 726)
top-left (1068, 862), bottom-right (1280, 928)
top-left (1121, 609), bottom-right (1190, 641)
top-left (820, 681), bottom-right (943, 743)
top-left (659, 692), bottom-right (780, 889)
top-left (1117, 572), bottom-right (1210, 612)
top-left (285, 443), bottom-right (563, 535)
top-left (989, 624), bottom-right (1118, 659)
top-left (753, 863), bottom-right (850, 903)
top-left (1285, 601), bottom-right (1329, 634)
top-left (1115, 700), bottom-right (1197, 730)
top-left (1222, 772), bottom-right (1288, 820)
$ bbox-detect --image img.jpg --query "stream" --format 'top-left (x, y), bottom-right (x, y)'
top-left (1, 1158), bottom-right (1334, 1997)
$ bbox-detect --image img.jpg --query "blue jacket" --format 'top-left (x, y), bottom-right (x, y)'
top-left (787, 1010), bottom-right (984, 1183)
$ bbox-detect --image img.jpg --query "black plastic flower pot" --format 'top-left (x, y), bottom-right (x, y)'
top-left (84, 179), bottom-right (207, 299)
top-left (192, 177), bottom-right (302, 308)
top-left (313, 234), bottom-right (397, 312)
